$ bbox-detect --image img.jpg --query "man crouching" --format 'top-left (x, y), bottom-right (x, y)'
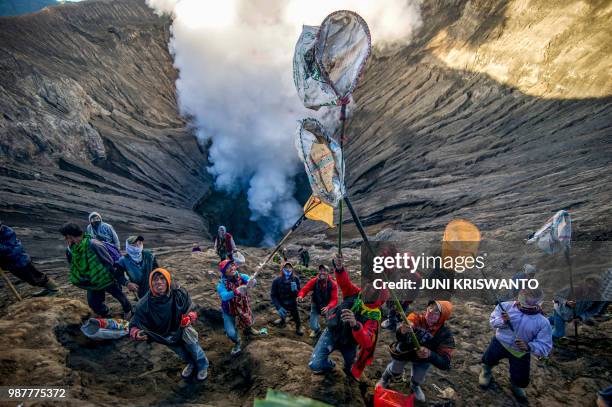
top-left (129, 268), bottom-right (209, 381)
top-left (378, 300), bottom-right (455, 402)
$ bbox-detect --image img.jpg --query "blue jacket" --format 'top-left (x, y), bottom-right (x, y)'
top-left (490, 301), bottom-right (552, 357)
top-left (86, 222), bottom-right (120, 249)
top-left (217, 273), bottom-right (250, 314)
top-left (116, 250), bottom-right (158, 298)
top-left (0, 225), bottom-right (30, 269)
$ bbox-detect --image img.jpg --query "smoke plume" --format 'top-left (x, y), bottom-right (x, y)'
top-left (146, 0), bottom-right (422, 243)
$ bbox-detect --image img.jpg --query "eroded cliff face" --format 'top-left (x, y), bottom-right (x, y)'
top-left (0, 0), bottom-right (610, 257)
top-left (332, 0), bottom-right (611, 241)
top-left (0, 0), bottom-right (211, 255)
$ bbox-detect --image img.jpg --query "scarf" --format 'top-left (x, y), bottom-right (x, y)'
top-left (350, 293), bottom-right (382, 322)
top-left (126, 240), bottom-right (143, 263)
top-left (224, 275), bottom-right (253, 329)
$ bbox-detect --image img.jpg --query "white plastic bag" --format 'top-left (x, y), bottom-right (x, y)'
top-left (527, 210), bottom-right (572, 254)
top-left (295, 118), bottom-right (345, 207)
top-left (293, 10), bottom-right (371, 109)
top-left (81, 318), bottom-right (129, 340)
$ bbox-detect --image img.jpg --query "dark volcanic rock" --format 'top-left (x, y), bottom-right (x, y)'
top-left (0, 0), bottom-right (211, 257)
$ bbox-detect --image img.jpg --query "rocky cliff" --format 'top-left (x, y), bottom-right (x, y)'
top-left (1, 0), bottom-right (610, 257)
top-left (0, 0), bottom-right (211, 257)
top-left (327, 0), bottom-right (612, 243)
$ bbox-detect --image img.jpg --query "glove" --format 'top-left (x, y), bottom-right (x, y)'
top-left (290, 281), bottom-right (298, 292)
top-left (180, 315), bottom-right (191, 328)
top-left (247, 277), bottom-right (257, 288)
top-left (278, 307), bottom-right (287, 319)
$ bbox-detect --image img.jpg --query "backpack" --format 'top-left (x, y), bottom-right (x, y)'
top-left (102, 241), bottom-right (121, 263)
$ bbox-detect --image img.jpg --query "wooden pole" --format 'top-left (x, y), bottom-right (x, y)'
top-left (0, 268), bottom-right (22, 301)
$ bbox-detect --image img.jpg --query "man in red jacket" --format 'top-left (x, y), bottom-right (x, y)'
top-left (297, 264), bottom-right (338, 338)
top-left (309, 254), bottom-right (388, 379)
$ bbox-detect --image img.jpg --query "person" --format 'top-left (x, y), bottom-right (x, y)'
top-left (309, 253), bottom-right (388, 379)
top-left (130, 268), bottom-right (208, 381)
top-left (297, 264), bottom-right (338, 338)
top-left (549, 277), bottom-right (604, 340)
top-left (381, 300), bottom-right (411, 331)
top-left (213, 226), bottom-right (236, 261)
top-left (116, 236), bottom-right (159, 299)
top-left (86, 212), bottom-right (120, 250)
top-left (0, 220), bottom-right (59, 296)
top-left (271, 261), bottom-right (303, 335)
top-left (216, 259), bottom-right (257, 356)
top-left (298, 248), bottom-right (310, 268)
top-left (191, 243), bottom-right (202, 253)
top-left (60, 223), bottom-right (132, 318)
top-left (378, 301), bottom-right (455, 402)
top-left (598, 386), bottom-right (612, 407)
top-left (479, 288), bottom-right (552, 402)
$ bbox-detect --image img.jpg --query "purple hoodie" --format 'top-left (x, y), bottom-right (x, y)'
top-left (489, 301), bottom-right (552, 357)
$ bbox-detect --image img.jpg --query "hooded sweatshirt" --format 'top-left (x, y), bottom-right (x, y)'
top-left (490, 301), bottom-right (552, 357)
top-left (86, 212), bottom-right (120, 249)
top-left (0, 225), bottom-right (30, 269)
top-left (332, 266), bottom-right (389, 379)
top-left (129, 268), bottom-right (195, 345)
top-left (393, 301), bottom-right (455, 370)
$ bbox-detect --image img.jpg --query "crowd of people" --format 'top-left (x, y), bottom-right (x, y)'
top-left (0, 217), bottom-right (610, 404)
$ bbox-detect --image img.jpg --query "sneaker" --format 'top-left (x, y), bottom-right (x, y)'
top-left (510, 383), bottom-right (528, 402)
top-left (479, 364), bottom-right (493, 387)
top-left (272, 318), bottom-right (286, 326)
top-left (244, 326), bottom-right (259, 336)
top-left (230, 343), bottom-right (242, 356)
top-left (181, 363), bottom-right (194, 379)
top-left (411, 382), bottom-right (426, 402)
top-left (196, 368), bottom-right (208, 381)
top-left (296, 326), bottom-right (304, 336)
top-left (32, 279), bottom-right (61, 297)
top-left (381, 319), bottom-right (395, 330)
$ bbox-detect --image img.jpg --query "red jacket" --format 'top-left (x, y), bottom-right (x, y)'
top-left (335, 266), bottom-right (388, 379)
top-left (297, 276), bottom-right (338, 310)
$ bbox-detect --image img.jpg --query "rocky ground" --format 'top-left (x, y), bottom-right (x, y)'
top-left (0, 243), bottom-right (610, 407)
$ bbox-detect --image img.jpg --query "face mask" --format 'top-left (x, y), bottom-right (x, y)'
top-left (126, 243), bottom-right (143, 263)
top-left (283, 269), bottom-right (292, 278)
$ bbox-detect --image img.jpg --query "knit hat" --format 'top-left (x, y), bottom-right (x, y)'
top-left (149, 268), bottom-right (171, 295)
top-left (88, 212), bottom-right (102, 221)
top-left (219, 259), bottom-right (234, 275)
top-left (126, 235), bottom-right (144, 245)
top-left (518, 288), bottom-right (544, 306)
top-left (523, 264), bottom-right (537, 274)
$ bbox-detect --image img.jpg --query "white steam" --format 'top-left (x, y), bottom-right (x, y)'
top-left (146, 0), bottom-right (422, 243)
